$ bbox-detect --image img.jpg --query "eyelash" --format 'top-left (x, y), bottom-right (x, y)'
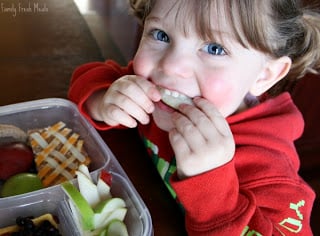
top-left (202, 43), bottom-right (227, 56)
top-left (149, 29), bottom-right (227, 56)
top-left (150, 29), bottom-right (170, 43)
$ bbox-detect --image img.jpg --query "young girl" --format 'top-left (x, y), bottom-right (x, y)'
top-left (69, 0), bottom-right (320, 234)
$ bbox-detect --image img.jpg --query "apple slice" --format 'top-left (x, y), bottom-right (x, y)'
top-left (99, 219), bottom-right (129, 236)
top-left (99, 169), bottom-right (112, 186)
top-left (158, 86), bottom-right (194, 109)
top-left (61, 181), bottom-right (95, 230)
top-left (67, 198), bottom-right (83, 231)
top-left (93, 198), bottom-right (126, 229)
top-left (63, 165), bottom-right (128, 234)
top-left (76, 170), bottom-right (100, 208)
top-left (78, 163), bottom-right (92, 180)
top-left (1, 173), bottom-right (43, 197)
top-left (97, 178), bottom-right (111, 201)
top-left (100, 207), bottom-right (127, 229)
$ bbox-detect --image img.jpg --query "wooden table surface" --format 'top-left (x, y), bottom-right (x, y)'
top-left (0, 0), bottom-right (186, 235)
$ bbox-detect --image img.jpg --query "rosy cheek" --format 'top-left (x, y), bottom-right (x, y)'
top-left (132, 55), bottom-right (144, 76)
top-left (133, 50), bottom-right (152, 77)
top-left (201, 78), bottom-right (236, 108)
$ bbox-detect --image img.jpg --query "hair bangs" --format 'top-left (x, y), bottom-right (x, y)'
top-left (171, 0), bottom-right (257, 49)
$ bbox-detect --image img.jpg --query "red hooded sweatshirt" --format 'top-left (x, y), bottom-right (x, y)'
top-left (68, 60), bottom-right (315, 235)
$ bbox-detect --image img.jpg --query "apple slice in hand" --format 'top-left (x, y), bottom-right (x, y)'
top-left (158, 86), bottom-right (194, 110)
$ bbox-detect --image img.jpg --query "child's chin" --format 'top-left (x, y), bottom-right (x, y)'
top-left (152, 108), bottom-right (174, 132)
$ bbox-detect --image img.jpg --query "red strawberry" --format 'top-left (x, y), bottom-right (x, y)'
top-left (99, 169), bottom-right (112, 186)
top-left (0, 142), bottom-right (34, 180)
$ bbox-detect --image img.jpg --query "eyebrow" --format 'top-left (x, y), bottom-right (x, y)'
top-left (145, 14), bottom-right (236, 45)
top-left (144, 16), bottom-right (162, 24)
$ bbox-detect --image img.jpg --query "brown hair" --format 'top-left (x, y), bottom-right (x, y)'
top-left (129, 0), bottom-right (320, 95)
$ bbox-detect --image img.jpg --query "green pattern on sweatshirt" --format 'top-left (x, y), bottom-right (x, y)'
top-left (143, 138), bottom-right (177, 199)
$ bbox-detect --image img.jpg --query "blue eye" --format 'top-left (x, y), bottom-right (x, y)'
top-left (151, 29), bottom-right (170, 43)
top-left (203, 43), bottom-right (226, 56)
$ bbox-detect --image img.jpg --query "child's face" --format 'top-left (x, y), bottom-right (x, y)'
top-left (133, 0), bottom-right (270, 131)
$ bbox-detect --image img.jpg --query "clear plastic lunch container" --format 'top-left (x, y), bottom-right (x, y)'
top-left (0, 98), bottom-right (153, 236)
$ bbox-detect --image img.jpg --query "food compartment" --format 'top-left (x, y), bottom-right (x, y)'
top-left (108, 172), bottom-right (152, 236)
top-left (0, 98), bottom-right (153, 235)
top-left (64, 171), bottom-right (153, 236)
top-left (0, 98), bottom-right (110, 196)
top-left (0, 191), bottom-right (77, 235)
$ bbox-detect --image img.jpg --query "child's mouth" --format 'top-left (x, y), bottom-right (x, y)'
top-left (157, 86), bottom-right (193, 110)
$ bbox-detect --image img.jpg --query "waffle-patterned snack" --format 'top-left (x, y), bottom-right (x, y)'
top-left (28, 121), bottom-right (91, 187)
top-left (0, 214), bottom-right (59, 235)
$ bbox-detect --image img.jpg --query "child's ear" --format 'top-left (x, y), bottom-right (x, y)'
top-left (250, 56), bottom-right (292, 96)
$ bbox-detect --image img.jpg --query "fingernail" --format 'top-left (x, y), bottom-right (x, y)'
top-left (193, 96), bottom-right (201, 102)
top-left (149, 87), bottom-right (161, 101)
top-left (146, 103), bottom-right (155, 113)
top-left (171, 111), bottom-right (180, 119)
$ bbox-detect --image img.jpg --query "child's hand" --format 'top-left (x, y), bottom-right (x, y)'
top-left (168, 97), bottom-right (235, 179)
top-left (97, 75), bottom-right (161, 127)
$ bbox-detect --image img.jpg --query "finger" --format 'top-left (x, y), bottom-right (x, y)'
top-left (171, 112), bottom-right (206, 152)
top-left (119, 76), bottom-right (161, 113)
top-left (134, 77), bottom-right (161, 102)
top-left (191, 97), bottom-right (232, 137)
top-left (189, 98), bottom-right (235, 158)
top-left (177, 103), bottom-right (214, 141)
top-left (102, 104), bottom-right (138, 128)
top-left (112, 79), bottom-right (154, 114)
top-left (169, 128), bottom-right (191, 157)
top-left (105, 92), bottom-right (150, 125)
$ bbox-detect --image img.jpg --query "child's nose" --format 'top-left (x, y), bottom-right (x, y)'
top-left (159, 47), bottom-right (194, 79)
